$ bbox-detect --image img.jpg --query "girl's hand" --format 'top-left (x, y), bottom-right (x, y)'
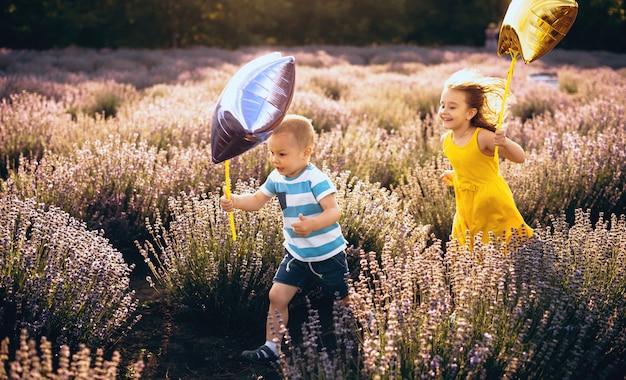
top-left (493, 129), bottom-right (526, 163)
top-left (494, 129), bottom-right (507, 148)
top-left (440, 170), bottom-right (455, 186)
top-left (220, 194), bottom-right (235, 212)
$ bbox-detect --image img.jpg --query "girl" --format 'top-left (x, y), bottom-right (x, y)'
top-left (439, 69), bottom-right (533, 247)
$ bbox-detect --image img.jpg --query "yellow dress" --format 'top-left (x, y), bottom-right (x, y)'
top-left (443, 128), bottom-right (533, 245)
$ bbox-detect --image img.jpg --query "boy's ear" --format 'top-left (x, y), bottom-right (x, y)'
top-left (304, 145), bottom-right (312, 157)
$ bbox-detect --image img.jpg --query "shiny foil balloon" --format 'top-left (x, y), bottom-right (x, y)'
top-left (498, 0), bottom-right (578, 63)
top-left (211, 52), bottom-right (296, 164)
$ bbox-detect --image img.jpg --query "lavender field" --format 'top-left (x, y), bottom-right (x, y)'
top-left (1, 45), bottom-right (625, 379)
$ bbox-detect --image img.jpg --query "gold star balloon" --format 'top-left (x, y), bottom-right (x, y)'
top-left (498, 0), bottom-right (578, 63)
top-left (493, 0), bottom-right (578, 161)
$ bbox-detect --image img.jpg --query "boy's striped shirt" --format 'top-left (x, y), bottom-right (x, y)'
top-left (260, 164), bottom-right (347, 262)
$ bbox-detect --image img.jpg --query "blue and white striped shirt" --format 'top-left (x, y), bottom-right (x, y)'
top-left (260, 164), bottom-right (347, 262)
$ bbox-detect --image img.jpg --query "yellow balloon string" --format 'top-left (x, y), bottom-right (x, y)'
top-left (494, 53), bottom-right (518, 164)
top-left (224, 159), bottom-right (237, 241)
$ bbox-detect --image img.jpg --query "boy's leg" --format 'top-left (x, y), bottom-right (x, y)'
top-left (266, 282), bottom-right (299, 342)
top-left (241, 250), bottom-right (302, 368)
top-left (241, 282), bottom-right (298, 366)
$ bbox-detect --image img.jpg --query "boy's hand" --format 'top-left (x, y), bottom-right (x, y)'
top-left (220, 194), bottom-right (235, 212)
top-left (292, 214), bottom-right (313, 237)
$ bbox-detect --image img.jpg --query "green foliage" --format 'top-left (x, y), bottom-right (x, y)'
top-left (2, 0), bottom-right (624, 52)
top-left (559, 0), bottom-right (626, 52)
top-left (0, 0), bottom-right (104, 49)
top-left (406, 0), bottom-right (506, 46)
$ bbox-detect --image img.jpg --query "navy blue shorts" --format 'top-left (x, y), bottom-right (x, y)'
top-left (273, 250), bottom-right (349, 300)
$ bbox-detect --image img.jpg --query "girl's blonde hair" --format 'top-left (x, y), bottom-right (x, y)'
top-left (273, 114), bottom-right (315, 148)
top-left (444, 68), bottom-right (515, 132)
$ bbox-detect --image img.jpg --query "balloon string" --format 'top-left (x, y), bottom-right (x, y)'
top-left (494, 53), bottom-right (518, 164)
top-left (224, 159), bottom-right (237, 241)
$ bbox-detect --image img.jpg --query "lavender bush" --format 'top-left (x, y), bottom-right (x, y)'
top-left (1, 45), bottom-right (625, 378)
top-left (282, 210), bottom-right (625, 379)
top-left (0, 329), bottom-right (144, 379)
top-left (8, 138), bottom-right (220, 247)
top-left (137, 171), bottom-right (428, 330)
top-left (136, 183), bottom-right (284, 330)
top-left (0, 193), bottom-right (138, 352)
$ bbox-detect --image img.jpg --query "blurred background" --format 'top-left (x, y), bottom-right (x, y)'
top-left (1, 0), bottom-right (624, 52)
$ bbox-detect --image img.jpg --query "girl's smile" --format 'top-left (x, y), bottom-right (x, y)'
top-left (439, 88), bottom-right (477, 132)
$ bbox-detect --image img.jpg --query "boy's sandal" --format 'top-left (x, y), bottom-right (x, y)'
top-left (241, 344), bottom-right (279, 367)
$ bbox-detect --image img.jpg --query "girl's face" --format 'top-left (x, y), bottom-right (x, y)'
top-left (267, 131), bottom-right (311, 178)
top-left (438, 88), bottom-right (477, 131)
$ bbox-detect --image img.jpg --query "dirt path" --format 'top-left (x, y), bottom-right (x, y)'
top-left (116, 263), bottom-right (282, 379)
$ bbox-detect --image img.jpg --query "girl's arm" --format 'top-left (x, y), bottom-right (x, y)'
top-left (494, 130), bottom-right (526, 163)
top-left (478, 129), bottom-right (526, 163)
top-left (291, 193), bottom-right (341, 237)
top-left (220, 190), bottom-right (271, 212)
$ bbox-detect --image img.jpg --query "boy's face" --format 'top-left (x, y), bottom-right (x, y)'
top-left (267, 131), bottom-right (311, 178)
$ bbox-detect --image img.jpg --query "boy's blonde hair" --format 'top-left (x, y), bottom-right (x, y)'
top-left (444, 68), bottom-right (515, 132)
top-left (273, 114), bottom-right (315, 148)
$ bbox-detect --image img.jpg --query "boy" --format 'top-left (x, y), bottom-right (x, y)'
top-left (220, 114), bottom-right (349, 367)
